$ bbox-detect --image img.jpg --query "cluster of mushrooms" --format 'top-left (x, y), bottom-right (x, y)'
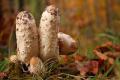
top-left (9, 5), bottom-right (77, 75)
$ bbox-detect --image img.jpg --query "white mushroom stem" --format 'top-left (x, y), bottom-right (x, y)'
top-left (39, 5), bottom-right (59, 62)
top-left (16, 11), bottom-right (39, 64)
top-left (29, 57), bottom-right (45, 75)
top-left (58, 32), bottom-right (77, 55)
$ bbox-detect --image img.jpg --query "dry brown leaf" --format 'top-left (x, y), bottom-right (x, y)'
top-left (94, 42), bottom-right (120, 65)
top-left (74, 54), bottom-right (86, 62)
top-left (93, 50), bottom-right (108, 60)
top-left (105, 51), bottom-right (120, 59)
top-left (79, 60), bottom-right (99, 75)
top-left (112, 45), bottom-right (120, 52)
top-left (108, 58), bottom-right (114, 65)
top-left (0, 72), bottom-right (7, 79)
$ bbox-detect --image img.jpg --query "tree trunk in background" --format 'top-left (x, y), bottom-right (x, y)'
top-left (45, 0), bottom-right (56, 6)
top-left (19, 0), bottom-right (24, 11)
top-left (8, 0), bottom-right (17, 54)
top-left (94, 0), bottom-right (100, 27)
top-left (9, 0), bottom-right (15, 13)
top-left (0, 0), bottom-right (15, 46)
top-left (106, 0), bottom-right (113, 28)
top-left (35, 0), bottom-right (45, 26)
top-left (0, 0), bottom-right (16, 57)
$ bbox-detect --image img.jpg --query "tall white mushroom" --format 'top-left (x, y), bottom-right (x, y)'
top-left (16, 11), bottom-right (39, 64)
top-left (39, 5), bottom-right (59, 62)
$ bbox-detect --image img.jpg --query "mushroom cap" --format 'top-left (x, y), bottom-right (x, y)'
top-left (29, 57), bottom-right (45, 75)
top-left (16, 11), bottom-right (35, 25)
top-left (58, 32), bottom-right (78, 54)
top-left (46, 5), bottom-right (58, 16)
top-left (9, 55), bottom-right (18, 63)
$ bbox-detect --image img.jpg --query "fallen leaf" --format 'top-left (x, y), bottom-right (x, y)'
top-left (95, 42), bottom-right (113, 53)
top-left (108, 58), bottom-right (114, 65)
top-left (79, 60), bottom-right (99, 75)
top-left (105, 51), bottom-right (120, 59)
top-left (74, 55), bottom-right (85, 62)
top-left (59, 55), bottom-right (69, 64)
top-left (0, 72), bottom-right (7, 79)
top-left (112, 45), bottom-right (120, 52)
top-left (93, 50), bottom-right (108, 60)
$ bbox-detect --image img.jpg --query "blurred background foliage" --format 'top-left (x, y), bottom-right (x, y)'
top-left (0, 0), bottom-right (120, 56)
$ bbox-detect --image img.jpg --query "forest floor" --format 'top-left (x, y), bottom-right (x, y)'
top-left (0, 31), bottom-right (120, 80)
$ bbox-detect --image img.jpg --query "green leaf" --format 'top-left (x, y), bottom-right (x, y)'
top-left (0, 59), bottom-right (9, 72)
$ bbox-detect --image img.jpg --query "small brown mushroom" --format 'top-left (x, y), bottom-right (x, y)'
top-left (29, 57), bottom-right (45, 75)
